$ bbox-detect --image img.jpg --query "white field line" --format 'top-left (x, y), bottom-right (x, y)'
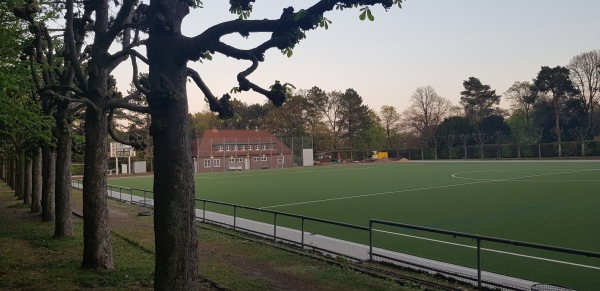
top-left (195, 162), bottom-right (423, 180)
top-left (261, 180), bottom-right (495, 209)
top-left (260, 169), bottom-right (599, 209)
top-left (374, 229), bottom-right (600, 271)
top-left (195, 166), bottom-right (374, 179)
top-left (452, 168), bottom-right (600, 181)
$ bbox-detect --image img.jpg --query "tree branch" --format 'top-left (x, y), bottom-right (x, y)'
top-left (107, 109), bottom-right (148, 150)
top-left (64, 0), bottom-right (87, 91)
top-left (104, 0), bottom-right (138, 46)
top-left (54, 95), bottom-right (98, 112)
top-left (186, 1), bottom-right (400, 60)
top-left (42, 85), bottom-right (85, 97)
top-left (105, 91), bottom-right (150, 114)
top-left (67, 102), bottom-right (87, 116)
top-left (130, 53), bottom-right (150, 95)
top-left (186, 67), bottom-right (233, 118)
top-left (108, 47), bottom-right (148, 65)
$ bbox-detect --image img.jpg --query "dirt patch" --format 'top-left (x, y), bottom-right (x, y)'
top-left (372, 157), bottom-right (393, 163)
top-left (399, 158), bottom-right (410, 162)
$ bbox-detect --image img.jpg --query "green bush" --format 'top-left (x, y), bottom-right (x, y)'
top-left (71, 164), bottom-right (84, 175)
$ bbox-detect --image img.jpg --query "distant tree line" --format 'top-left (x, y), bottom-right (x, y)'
top-left (188, 49), bottom-right (600, 160)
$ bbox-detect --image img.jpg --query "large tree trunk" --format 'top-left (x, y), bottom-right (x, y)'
top-left (55, 105), bottom-right (73, 237)
top-left (11, 157), bottom-right (16, 190)
top-left (7, 158), bottom-right (12, 189)
top-left (81, 106), bottom-right (114, 269)
top-left (147, 3), bottom-right (199, 287)
top-left (554, 99), bottom-right (562, 157)
top-left (0, 157), bottom-right (4, 180)
top-left (24, 156), bottom-right (32, 204)
top-left (31, 147), bottom-right (42, 213)
top-left (41, 145), bottom-right (56, 222)
top-left (17, 152), bottom-right (24, 200)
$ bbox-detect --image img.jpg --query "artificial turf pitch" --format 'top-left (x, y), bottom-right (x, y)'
top-left (108, 160), bottom-right (600, 289)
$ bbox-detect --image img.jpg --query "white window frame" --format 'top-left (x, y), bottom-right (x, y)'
top-left (203, 159), bottom-right (211, 168)
top-left (277, 156), bottom-right (284, 164)
top-left (218, 145), bottom-right (223, 151)
top-left (261, 156), bottom-right (268, 161)
top-left (237, 158), bottom-right (243, 162)
top-left (225, 145), bottom-right (231, 151)
top-left (269, 144), bottom-right (274, 150)
top-left (241, 145), bottom-right (246, 150)
top-left (233, 145), bottom-right (238, 151)
top-left (228, 158), bottom-right (235, 163)
top-left (213, 159), bottom-right (221, 167)
top-left (253, 157), bottom-right (260, 162)
top-left (262, 144), bottom-right (267, 150)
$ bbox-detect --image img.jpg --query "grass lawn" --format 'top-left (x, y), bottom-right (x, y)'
top-left (107, 160), bottom-right (600, 289)
top-left (1, 182), bottom-right (448, 291)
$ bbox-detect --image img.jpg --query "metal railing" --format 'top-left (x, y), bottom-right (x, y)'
top-left (72, 180), bottom-right (153, 211)
top-left (196, 198), bottom-right (369, 259)
top-left (71, 180), bottom-right (600, 290)
top-left (369, 219), bottom-right (600, 290)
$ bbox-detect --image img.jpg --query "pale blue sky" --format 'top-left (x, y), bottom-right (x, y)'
top-left (114, 0), bottom-right (600, 114)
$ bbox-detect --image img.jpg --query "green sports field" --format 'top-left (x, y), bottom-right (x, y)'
top-left (108, 161), bottom-right (600, 289)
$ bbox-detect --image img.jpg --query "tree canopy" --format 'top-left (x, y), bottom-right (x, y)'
top-left (460, 77), bottom-right (502, 124)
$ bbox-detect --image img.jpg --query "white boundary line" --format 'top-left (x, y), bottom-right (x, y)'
top-left (374, 229), bottom-right (600, 271)
top-left (261, 168), bottom-right (600, 209)
top-left (452, 168), bottom-right (600, 181)
top-left (261, 179), bottom-right (497, 209)
top-left (195, 166), bottom-right (374, 179)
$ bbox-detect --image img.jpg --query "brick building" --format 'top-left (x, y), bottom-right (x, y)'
top-left (191, 129), bottom-right (293, 173)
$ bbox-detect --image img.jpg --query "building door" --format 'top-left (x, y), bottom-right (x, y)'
top-left (245, 158), bottom-right (250, 170)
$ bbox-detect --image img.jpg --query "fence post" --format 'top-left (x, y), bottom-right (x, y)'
top-left (273, 213), bottom-right (277, 242)
top-left (301, 217), bottom-right (305, 248)
top-left (477, 239), bottom-right (482, 289)
top-left (233, 205), bottom-right (237, 231)
top-left (202, 201), bottom-right (206, 222)
top-left (369, 220), bottom-right (373, 261)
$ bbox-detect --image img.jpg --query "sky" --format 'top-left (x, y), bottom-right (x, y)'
top-left (113, 0), bottom-right (600, 115)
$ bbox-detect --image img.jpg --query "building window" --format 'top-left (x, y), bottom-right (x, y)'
top-left (253, 157), bottom-right (260, 162)
top-left (262, 144), bottom-right (267, 150)
top-left (255, 145), bottom-right (260, 150)
top-left (241, 145), bottom-right (246, 150)
top-left (218, 145), bottom-right (223, 151)
top-left (277, 156), bottom-right (284, 164)
top-left (261, 156), bottom-right (268, 161)
top-left (213, 159), bottom-right (221, 167)
top-left (269, 144), bottom-right (273, 150)
top-left (225, 145), bottom-right (231, 151)
top-left (237, 158), bottom-right (243, 162)
top-left (228, 158), bottom-right (235, 163)
top-left (203, 159), bottom-right (211, 168)
top-left (233, 145), bottom-right (238, 151)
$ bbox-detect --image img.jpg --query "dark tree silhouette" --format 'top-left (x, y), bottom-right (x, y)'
top-left (533, 66), bottom-right (579, 157)
top-left (460, 77), bottom-right (501, 124)
top-left (137, 1), bottom-right (404, 289)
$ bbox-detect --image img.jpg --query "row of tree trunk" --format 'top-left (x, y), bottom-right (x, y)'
top-left (1, 142), bottom-right (72, 237)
